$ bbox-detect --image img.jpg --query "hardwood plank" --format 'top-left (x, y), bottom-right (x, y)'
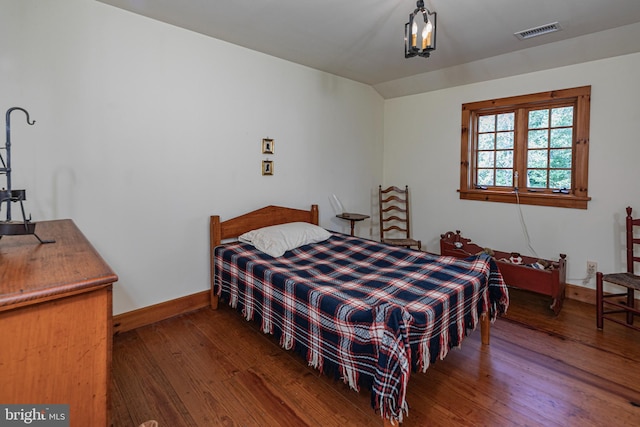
top-left (111, 331), bottom-right (200, 426)
top-left (113, 290), bottom-right (210, 334)
top-left (136, 315), bottom-right (262, 426)
top-left (112, 289), bottom-right (640, 426)
top-left (405, 337), bottom-right (565, 427)
top-left (220, 369), bottom-right (312, 426)
top-left (189, 309), bottom-right (382, 426)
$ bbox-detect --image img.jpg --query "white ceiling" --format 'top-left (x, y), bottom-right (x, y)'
top-left (97, 0), bottom-right (640, 98)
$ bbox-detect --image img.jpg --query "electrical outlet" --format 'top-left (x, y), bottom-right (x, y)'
top-left (587, 261), bottom-right (597, 277)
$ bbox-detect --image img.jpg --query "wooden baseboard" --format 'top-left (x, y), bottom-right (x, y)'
top-left (565, 282), bottom-right (640, 306)
top-left (113, 290), bottom-right (210, 335)
top-left (565, 283), bottom-right (595, 305)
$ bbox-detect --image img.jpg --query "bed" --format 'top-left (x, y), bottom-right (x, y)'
top-left (210, 204), bottom-right (509, 425)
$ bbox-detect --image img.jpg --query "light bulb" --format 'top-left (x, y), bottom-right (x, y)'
top-left (411, 21), bottom-right (418, 47)
top-left (423, 20), bottom-right (433, 48)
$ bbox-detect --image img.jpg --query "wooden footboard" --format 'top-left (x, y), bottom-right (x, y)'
top-left (209, 204), bottom-right (319, 309)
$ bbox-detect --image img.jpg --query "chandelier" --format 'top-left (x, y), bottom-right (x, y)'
top-left (404, 1), bottom-right (437, 58)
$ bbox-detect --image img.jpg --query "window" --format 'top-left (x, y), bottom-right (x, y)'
top-left (459, 86), bottom-right (591, 209)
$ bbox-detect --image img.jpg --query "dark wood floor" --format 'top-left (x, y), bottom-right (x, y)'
top-left (111, 289), bottom-right (640, 426)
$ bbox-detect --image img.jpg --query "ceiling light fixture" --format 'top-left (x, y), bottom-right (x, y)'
top-left (405, 0), bottom-right (436, 58)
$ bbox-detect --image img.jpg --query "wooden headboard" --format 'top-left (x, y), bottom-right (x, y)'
top-left (209, 204), bottom-right (319, 308)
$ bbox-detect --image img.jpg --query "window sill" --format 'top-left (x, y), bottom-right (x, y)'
top-left (458, 189), bottom-right (590, 209)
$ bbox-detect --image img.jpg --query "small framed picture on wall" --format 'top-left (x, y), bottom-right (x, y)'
top-left (262, 138), bottom-right (274, 154)
top-left (262, 160), bottom-right (273, 175)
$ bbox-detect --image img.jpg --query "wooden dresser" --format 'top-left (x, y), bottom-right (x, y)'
top-left (0, 219), bottom-right (117, 426)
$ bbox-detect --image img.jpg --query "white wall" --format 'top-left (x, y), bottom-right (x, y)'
top-left (384, 53), bottom-right (640, 291)
top-left (1, 0), bottom-right (384, 314)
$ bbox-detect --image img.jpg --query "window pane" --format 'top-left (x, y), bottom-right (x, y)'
top-left (496, 169), bottom-right (513, 186)
top-left (550, 148), bottom-right (572, 168)
top-left (496, 132), bottom-right (514, 149)
top-left (549, 170), bottom-right (571, 189)
top-left (551, 106), bottom-right (573, 127)
top-left (528, 130), bottom-right (548, 148)
top-left (461, 86), bottom-right (590, 208)
top-left (477, 169), bottom-right (493, 186)
top-left (497, 113), bottom-right (514, 131)
top-left (477, 151), bottom-right (494, 167)
top-left (550, 128), bottom-right (572, 148)
top-left (527, 169), bottom-right (547, 188)
top-left (478, 133), bottom-right (495, 150)
top-left (528, 149), bottom-right (548, 168)
top-left (478, 115), bottom-right (495, 132)
top-left (529, 109), bottom-right (549, 129)
top-left (496, 150), bottom-right (513, 168)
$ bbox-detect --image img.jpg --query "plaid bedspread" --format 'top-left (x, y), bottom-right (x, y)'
top-left (214, 232), bottom-right (509, 422)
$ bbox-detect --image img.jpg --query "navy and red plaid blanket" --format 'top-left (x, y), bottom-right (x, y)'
top-left (214, 232), bottom-right (509, 422)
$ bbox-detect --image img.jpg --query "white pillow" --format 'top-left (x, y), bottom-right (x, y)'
top-left (239, 222), bottom-right (331, 257)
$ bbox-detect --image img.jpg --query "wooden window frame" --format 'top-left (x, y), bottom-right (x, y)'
top-left (459, 86), bottom-right (591, 209)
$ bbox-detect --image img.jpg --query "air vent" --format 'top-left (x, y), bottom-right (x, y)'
top-left (514, 22), bottom-right (562, 40)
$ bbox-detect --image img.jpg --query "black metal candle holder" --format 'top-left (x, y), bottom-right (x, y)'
top-left (0, 107), bottom-right (54, 243)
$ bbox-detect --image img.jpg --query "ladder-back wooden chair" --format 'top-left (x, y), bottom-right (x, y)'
top-left (596, 206), bottom-right (640, 330)
top-left (378, 185), bottom-right (422, 251)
